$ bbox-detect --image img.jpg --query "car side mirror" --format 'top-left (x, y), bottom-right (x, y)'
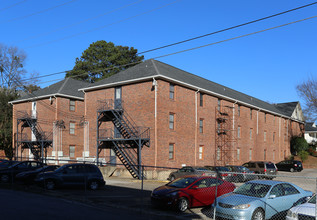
top-left (268, 195), bottom-right (276, 199)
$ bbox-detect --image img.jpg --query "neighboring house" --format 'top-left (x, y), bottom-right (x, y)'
top-left (10, 59), bottom-right (305, 178)
top-left (10, 78), bottom-right (94, 164)
top-left (305, 122), bottom-right (317, 145)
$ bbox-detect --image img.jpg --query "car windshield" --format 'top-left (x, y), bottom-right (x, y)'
top-left (167, 177), bottom-right (196, 188)
top-left (308, 195), bottom-right (316, 204)
top-left (234, 182), bottom-right (271, 198)
top-left (266, 163), bottom-right (276, 169)
top-left (217, 167), bottom-right (230, 171)
top-left (196, 167), bottom-right (210, 171)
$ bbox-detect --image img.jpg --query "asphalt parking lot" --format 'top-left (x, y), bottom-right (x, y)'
top-left (2, 169), bottom-right (317, 220)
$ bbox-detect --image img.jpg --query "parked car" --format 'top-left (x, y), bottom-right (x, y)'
top-left (276, 160), bottom-right (303, 172)
top-left (16, 165), bottom-right (60, 184)
top-left (225, 165), bottom-right (257, 182)
top-left (35, 163), bottom-right (105, 190)
top-left (167, 166), bottom-right (216, 181)
top-left (242, 161), bottom-right (278, 179)
top-left (0, 160), bottom-right (19, 169)
top-left (0, 161), bottom-right (45, 183)
top-left (205, 166), bottom-right (235, 182)
top-left (286, 194), bottom-right (315, 220)
top-left (151, 176), bottom-right (235, 212)
top-left (214, 180), bottom-right (312, 220)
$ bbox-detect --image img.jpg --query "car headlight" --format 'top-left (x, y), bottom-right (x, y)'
top-left (286, 209), bottom-right (298, 219)
top-left (232, 204), bottom-right (251, 209)
top-left (167, 191), bottom-right (178, 197)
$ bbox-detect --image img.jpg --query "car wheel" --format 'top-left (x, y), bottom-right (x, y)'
top-left (45, 179), bottom-right (56, 190)
top-left (290, 168), bottom-right (294, 172)
top-left (88, 180), bottom-right (99, 190)
top-left (170, 175), bottom-right (175, 181)
top-left (177, 197), bottom-right (189, 212)
top-left (252, 208), bottom-right (265, 220)
top-left (1, 174), bottom-right (9, 183)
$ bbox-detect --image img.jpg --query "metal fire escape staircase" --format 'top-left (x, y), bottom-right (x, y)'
top-left (16, 111), bottom-right (53, 160)
top-left (97, 99), bottom-right (150, 179)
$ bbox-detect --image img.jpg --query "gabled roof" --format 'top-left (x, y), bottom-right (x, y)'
top-left (80, 59), bottom-right (302, 121)
top-left (305, 122), bottom-right (317, 132)
top-left (273, 102), bottom-right (299, 117)
top-left (10, 78), bottom-right (90, 104)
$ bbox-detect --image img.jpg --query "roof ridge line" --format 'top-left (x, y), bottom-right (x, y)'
top-left (151, 59), bottom-right (161, 76)
top-left (57, 78), bottom-right (69, 93)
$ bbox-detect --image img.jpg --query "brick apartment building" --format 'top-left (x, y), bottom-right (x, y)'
top-left (10, 59), bottom-right (304, 177)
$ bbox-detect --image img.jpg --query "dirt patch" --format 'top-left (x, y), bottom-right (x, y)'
top-left (294, 155), bottom-right (317, 169)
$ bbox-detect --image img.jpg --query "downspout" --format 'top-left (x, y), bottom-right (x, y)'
top-left (153, 78), bottom-right (158, 168)
top-left (232, 101), bottom-right (237, 164)
top-left (195, 90), bottom-right (199, 166)
top-left (54, 95), bottom-right (59, 163)
top-left (83, 90), bottom-right (86, 162)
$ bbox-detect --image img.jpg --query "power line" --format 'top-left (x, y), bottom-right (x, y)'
top-left (137, 1), bottom-right (317, 55)
top-left (25, 0), bottom-right (182, 49)
top-left (0, 0), bottom-right (78, 24)
top-left (20, 14), bottom-right (317, 85)
top-left (152, 15), bottom-right (317, 59)
top-left (0, 0), bottom-right (27, 12)
top-left (15, 0), bottom-right (145, 43)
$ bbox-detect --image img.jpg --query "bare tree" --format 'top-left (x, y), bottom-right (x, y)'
top-left (296, 77), bottom-right (317, 122)
top-left (0, 44), bottom-right (27, 89)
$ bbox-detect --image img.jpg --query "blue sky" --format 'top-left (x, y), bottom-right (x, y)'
top-left (1, 0), bottom-right (317, 105)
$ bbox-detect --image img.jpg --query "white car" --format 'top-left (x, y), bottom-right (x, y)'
top-left (286, 194), bottom-right (315, 220)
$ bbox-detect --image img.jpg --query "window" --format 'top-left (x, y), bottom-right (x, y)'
top-left (237, 126), bottom-right (241, 138)
top-left (273, 150), bottom-right (275, 160)
top-left (264, 131), bottom-right (267, 141)
top-left (199, 119), bottom-right (203, 133)
top-left (237, 148), bottom-right (240, 160)
top-left (69, 122), bottom-right (75, 134)
top-left (237, 105), bottom-right (240, 117)
top-left (169, 144), bottom-right (174, 160)
top-left (250, 109), bottom-right (252, 120)
top-left (69, 100), bottom-right (75, 111)
top-left (273, 132), bottom-right (275, 143)
top-left (169, 83), bottom-right (174, 100)
top-left (264, 113), bottom-right (266, 123)
top-left (169, 113), bottom-right (175, 130)
top-left (200, 93), bottom-right (203, 107)
top-left (249, 148), bottom-right (252, 160)
top-left (217, 146), bottom-right (221, 160)
top-left (199, 146), bottom-right (204, 160)
top-left (264, 149), bottom-right (267, 160)
top-left (218, 99), bottom-right (221, 110)
top-left (69, 145), bottom-right (75, 158)
top-left (250, 128), bottom-right (253, 140)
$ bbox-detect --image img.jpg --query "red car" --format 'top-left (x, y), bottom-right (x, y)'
top-left (151, 176), bottom-right (236, 212)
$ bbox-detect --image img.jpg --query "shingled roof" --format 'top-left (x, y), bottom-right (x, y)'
top-left (10, 78), bottom-right (90, 104)
top-left (80, 59), bottom-right (303, 121)
top-left (305, 122), bottom-right (317, 132)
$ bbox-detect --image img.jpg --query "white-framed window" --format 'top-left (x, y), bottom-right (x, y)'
top-left (69, 122), bottom-right (75, 135)
top-left (169, 83), bottom-right (174, 100)
top-left (250, 128), bottom-right (252, 140)
top-left (249, 148), bottom-right (252, 160)
top-left (69, 99), bottom-right (75, 111)
top-left (200, 93), bottom-right (203, 107)
top-left (199, 119), bottom-right (203, 133)
top-left (69, 145), bottom-right (75, 158)
top-left (264, 131), bottom-right (267, 141)
top-left (199, 146), bottom-right (204, 160)
top-left (238, 126), bottom-right (241, 138)
top-left (169, 113), bottom-right (175, 130)
top-left (217, 146), bottom-right (221, 160)
top-left (237, 148), bottom-right (240, 160)
top-left (169, 143), bottom-right (174, 160)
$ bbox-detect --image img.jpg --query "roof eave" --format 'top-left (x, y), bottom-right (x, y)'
top-left (9, 93), bottom-right (84, 104)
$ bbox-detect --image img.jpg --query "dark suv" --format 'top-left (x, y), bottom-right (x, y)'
top-left (276, 160), bottom-right (303, 172)
top-left (242, 161), bottom-right (278, 179)
top-left (35, 163), bottom-right (105, 190)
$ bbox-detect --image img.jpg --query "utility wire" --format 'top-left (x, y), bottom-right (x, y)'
top-left (0, 0), bottom-right (78, 24)
top-left (20, 13), bottom-right (317, 85)
top-left (138, 1), bottom-right (317, 55)
top-left (15, 0), bottom-right (145, 43)
top-left (152, 15), bottom-right (317, 60)
top-left (0, 0), bottom-right (27, 12)
top-left (25, 0), bottom-right (182, 49)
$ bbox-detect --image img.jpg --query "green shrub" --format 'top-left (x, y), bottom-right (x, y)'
top-left (298, 150), bottom-right (309, 162)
